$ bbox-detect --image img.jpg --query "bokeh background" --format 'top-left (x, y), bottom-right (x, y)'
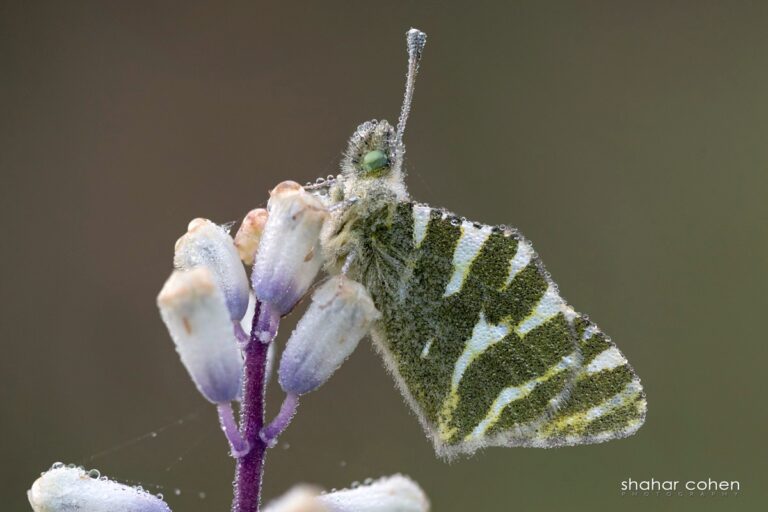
top-left (2, 1), bottom-right (767, 511)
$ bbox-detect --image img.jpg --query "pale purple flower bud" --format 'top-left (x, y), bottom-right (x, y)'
top-left (263, 486), bottom-right (327, 512)
top-left (174, 218), bottom-right (249, 321)
top-left (157, 268), bottom-right (243, 404)
top-left (317, 475), bottom-right (430, 512)
top-left (252, 181), bottom-right (327, 315)
top-left (234, 208), bottom-right (269, 265)
top-left (28, 464), bottom-right (171, 512)
top-left (278, 276), bottom-right (380, 395)
top-left (263, 476), bottom-right (429, 512)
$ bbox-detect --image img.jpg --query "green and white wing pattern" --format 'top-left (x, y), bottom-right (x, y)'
top-left (357, 201), bottom-right (646, 459)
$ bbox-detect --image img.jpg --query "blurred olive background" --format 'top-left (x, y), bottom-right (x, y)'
top-left (2, 1), bottom-right (767, 511)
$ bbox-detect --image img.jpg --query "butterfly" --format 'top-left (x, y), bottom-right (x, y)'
top-left (266, 28), bottom-right (647, 460)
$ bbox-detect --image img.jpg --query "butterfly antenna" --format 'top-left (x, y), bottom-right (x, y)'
top-left (395, 28), bottom-right (427, 150)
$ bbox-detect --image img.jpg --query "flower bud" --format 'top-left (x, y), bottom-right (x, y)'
top-left (317, 475), bottom-right (430, 512)
top-left (28, 464), bottom-right (171, 512)
top-left (157, 268), bottom-right (243, 404)
top-left (174, 218), bottom-right (249, 321)
top-left (278, 276), bottom-right (380, 395)
top-left (264, 476), bottom-right (430, 512)
top-left (234, 208), bottom-right (269, 265)
top-left (263, 486), bottom-right (327, 512)
top-left (252, 181), bottom-right (327, 315)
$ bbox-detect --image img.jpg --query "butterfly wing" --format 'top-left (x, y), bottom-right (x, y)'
top-left (360, 202), bottom-right (646, 459)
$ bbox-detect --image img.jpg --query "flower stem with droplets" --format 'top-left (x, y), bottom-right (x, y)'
top-left (232, 300), bottom-right (276, 512)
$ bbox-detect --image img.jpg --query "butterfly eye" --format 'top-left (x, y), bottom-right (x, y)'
top-left (361, 150), bottom-right (389, 174)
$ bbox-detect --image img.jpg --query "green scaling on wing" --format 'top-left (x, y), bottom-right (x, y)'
top-left (347, 200), bottom-right (646, 459)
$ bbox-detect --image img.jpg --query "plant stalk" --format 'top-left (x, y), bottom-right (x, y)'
top-left (232, 300), bottom-right (276, 512)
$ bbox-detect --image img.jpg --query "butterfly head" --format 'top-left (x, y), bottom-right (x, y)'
top-left (337, 118), bottom-right (407, 202)
top-left (336, 29), bottom-right (427, 201)
top-left (343, 119), bottom-right (400, 179)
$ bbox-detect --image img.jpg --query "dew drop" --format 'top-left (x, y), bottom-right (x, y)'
top-left (150, 432), bottom-right (158, 438)
top-left (363, 477), bottom-right (373, 485)
top-left (51, 462), bottom-right (64, 470)
top-left (281, 442), bottom-right (290, 450)
top-left (174, 488), bottom-right (181, 496)
top-left (99, 476), bottom-right (109, 482)
top-left (157, 493), bottom-right (164, 500)
top-left (198, 492), bottom-right (207, 500)
top-left (66, 464), bottom-right (76, 469)
top-left (88, 469), bottom-right (100, 479)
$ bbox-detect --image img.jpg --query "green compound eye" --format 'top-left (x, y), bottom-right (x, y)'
top-left (361, 150), bottom-right (389, 173)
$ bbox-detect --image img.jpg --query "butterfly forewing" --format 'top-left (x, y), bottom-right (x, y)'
top-left (359, 202), bottom-right (646, 458)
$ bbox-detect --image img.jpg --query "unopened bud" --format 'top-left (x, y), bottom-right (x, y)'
top-left (264, 475), bottom-right (430, 512)
top-left (278, 276), bottom-right (380, 395)
top-left (263, 486), bottom-right (327, 512)
top-left (318, 475), bottom-right (430, 512)
top-left (174, 218), bottom-right (249, 321)
top-left (252, 181), bottom-right (327, 315)
top-left (157, 268), bottom-right (243, 404)
top-left (234, 208), bottom-right (269, 265)
top-left (28, 464), bottom-right (171, 512)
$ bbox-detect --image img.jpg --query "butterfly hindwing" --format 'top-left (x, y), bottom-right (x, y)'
top-left (359, 202), bottom-right (646, 458)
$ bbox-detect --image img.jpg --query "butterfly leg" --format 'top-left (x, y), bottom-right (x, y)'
top-left (341, 249), bottom-right (356, 274)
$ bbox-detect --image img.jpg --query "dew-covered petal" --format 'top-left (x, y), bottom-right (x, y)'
top-left (234, 208), bottom-right (269, 265)
top-left (278, 276), bottom-right (380, 395)
top-left (174, 218), bottom-right (249, 321)
top-left (157, 268), bottom-right (243, 404)
top-left (264, 476), bottom-right (429, 512)
top-left (252, 181), bottom-right (327, 316)
top-left (28, 465), bottom-right (171, 512)
top-left (318, 475), bottom-right (429, 512)
top-left (262, 485), bottom-right (327, 512)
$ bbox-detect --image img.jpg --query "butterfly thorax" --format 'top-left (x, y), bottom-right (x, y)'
top-left (319, 184), bottom-right (408, 295)
top-left (317, 118), bottom-right (411, 280)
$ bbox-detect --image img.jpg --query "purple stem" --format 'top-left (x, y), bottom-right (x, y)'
top-left (217, 403), bottom-right (250, 458)
top-left (232, 300), bottom-right (278, 512)
top-left (260, 393), bottom-right (299, 447)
